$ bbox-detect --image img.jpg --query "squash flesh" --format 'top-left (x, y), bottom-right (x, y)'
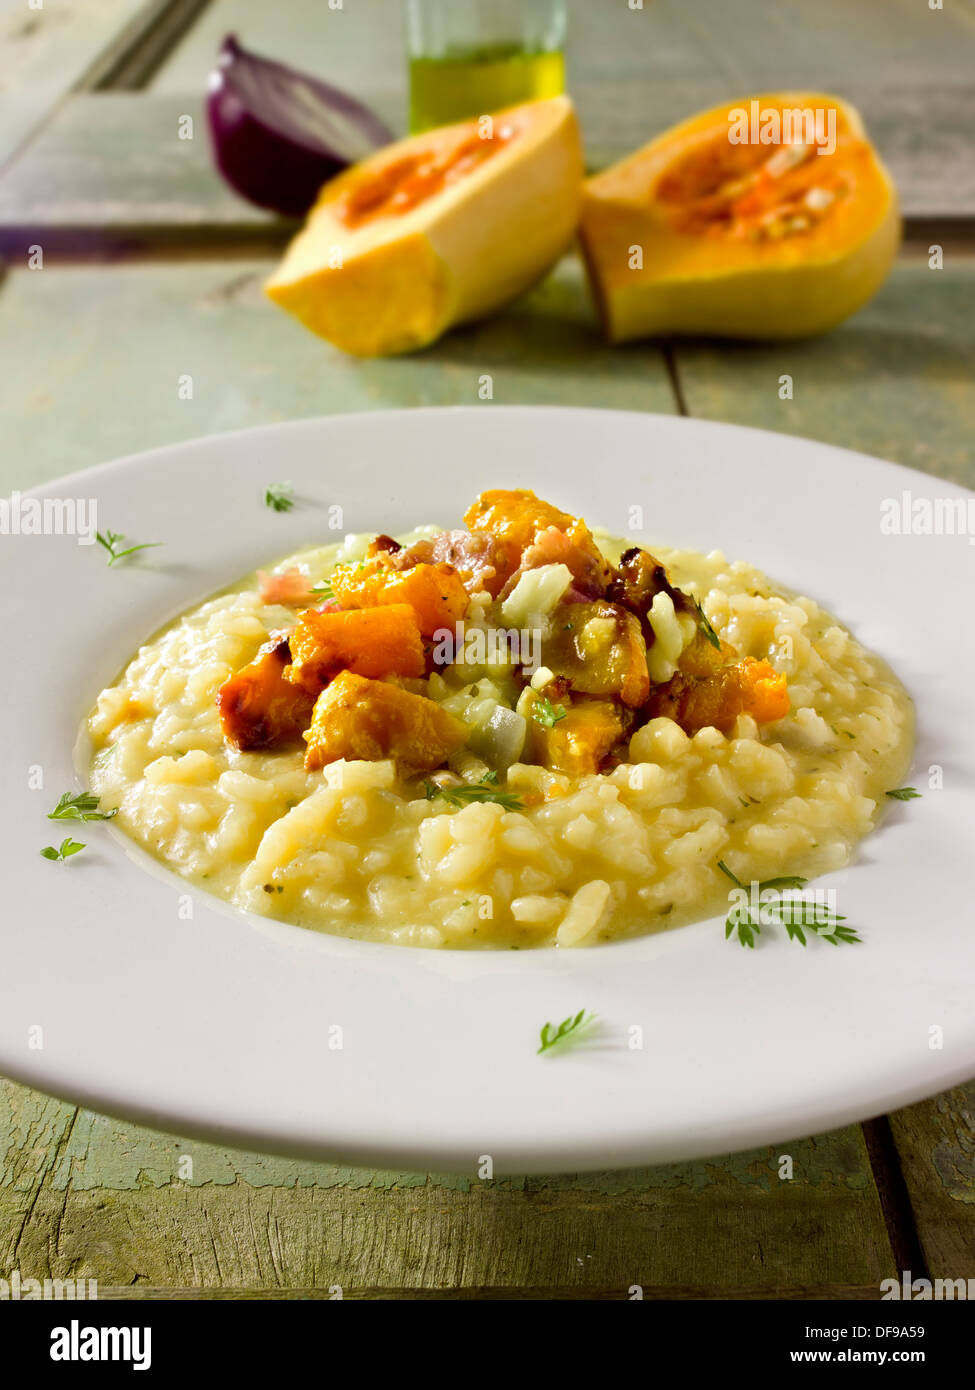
top-left (303, 671), bottom-right (469, 773)
top-left (580, 92), bottom-right (901, 341)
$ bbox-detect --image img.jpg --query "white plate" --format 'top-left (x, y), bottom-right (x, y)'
top-left (1, 407), bottom-right (972, 1174)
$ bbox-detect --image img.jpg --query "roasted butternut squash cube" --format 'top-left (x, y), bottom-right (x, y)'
top-left (303, 671), bottom-right (469, 773)
top-left (525, 695), bottom-right (626, 776)
top-left (646, 657), bottom-right (788, 734)
top-left (218, 636), bottom-right (315, 751)
top-left (541, 602), bottom-right (650, 707)
top-left (285, 603), bottom-right (425, 694)
top-left (330, 560), bottom-right (469, 636)
top-left (463, 489), bottom-right (608, 590)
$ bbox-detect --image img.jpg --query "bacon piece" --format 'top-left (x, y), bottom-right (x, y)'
top-left (605, 547), bottom-right (697, 638)
top-left (217, 635), bottom-right (315, 751)
top-left (511, 524), bottom-right (613, 600)
top-left (463, 489), bottom-right (611, 593)
top-left (406, 529), bottom-right (504, 596)
top-left (257, 567), bottom-right (315, 607)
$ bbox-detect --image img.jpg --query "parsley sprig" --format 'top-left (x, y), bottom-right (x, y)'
top-left (40, 838), bottom-right (85, 863)
top-left (532, 695), bottom-right (567, 729)
top-left (264, 482), bottom-right (295, 513)
top-left (96, 530), bottom-right (161, 567)
top-left (538, 1010), bottom-right (596, 1055)
top-left (48, 791), bottom-right (118, 823)
top-left (886, 787), bottom-right (921, 801)
top-left (717, 860), bottom-right (861, 948)
top-left (422, 771), bottom-right (524, 811)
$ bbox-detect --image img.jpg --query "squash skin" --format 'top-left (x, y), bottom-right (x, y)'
top-left (579, 93), bottom-right (901, 342)
top-left (266, 96), bottom-right (583, 357)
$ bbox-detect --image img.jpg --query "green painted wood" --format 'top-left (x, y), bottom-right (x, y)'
top-left (0, 93), bottom-right (287, 245)
top-left (0, 253), bottom-right (673, 494)
top-left (0, 0), bottom-right (154, 167)
top-left (887, 1082), bottom-right (975, 1279)
top-left (1, 79), bottom-right (971, 248)
top-left (0, 1079), bottom-right (894, 1293)
top-left (672, 261), bottom-right (975, 488)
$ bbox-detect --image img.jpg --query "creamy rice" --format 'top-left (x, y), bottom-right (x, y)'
top-left (87, 529), bottom-right (914, 949)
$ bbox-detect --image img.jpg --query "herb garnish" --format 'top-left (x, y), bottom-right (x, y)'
top-left (538, 1010), bottom-right (596, 1055)
top-left (96, 531), bottom-right (161, 567)
top-left (311, 579), bottom-right (334, 602)
top-left (40, 838), bottom-right (85, 863)
top-left (264, 482), bottom-right (295, 513)
top-left (422, 771), bottom-right (524, 811)
top-left (48, 791), bottom-right (118, 823)
top-left (532, 695), bottom-right (567, 729)
top-left (693, 597), bottom-right (721, 650)
top-left (886, 787), bottom-right (921, 801)
top-left (717, 860), bottom-right (860, 948)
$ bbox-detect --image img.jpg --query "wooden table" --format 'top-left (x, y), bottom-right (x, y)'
top-left (1, 0), bottom-right (973, 1300)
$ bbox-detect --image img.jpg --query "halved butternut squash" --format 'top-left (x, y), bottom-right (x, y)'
top-left (579, 93), bottom-right (900, 341)
top-left (266, 96), bottom-right (583, 356)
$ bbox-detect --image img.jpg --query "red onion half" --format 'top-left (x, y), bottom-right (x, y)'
top-left (207, 35), bottom-right (395, 217)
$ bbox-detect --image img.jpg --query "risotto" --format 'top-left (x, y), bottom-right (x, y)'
top-left (87, 490), bottom-right (913, 949)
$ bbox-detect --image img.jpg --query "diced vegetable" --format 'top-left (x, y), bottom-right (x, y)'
top-left (286, 604), bottom-right (425, 692)
top-left (540, 601), bottom-right (650, 707)
top-left (499, 563), bottom-right (572, 629)
top-left (646, 657), bottom-right (789, 734)
top-left (217, 635), bottom-right (315, 751)
top-left (463, 489), bottom-right (610, 592)
top-left (469, 704), bottom-right (527, 772)
top-left (303, 671), bottom-right (469, 772)
top-left (330, 559), bottom-right (469, 636)
top-left (523, 693), bottom-right (626, 776)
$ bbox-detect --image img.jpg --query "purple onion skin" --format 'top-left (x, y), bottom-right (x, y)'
top-left (207, 36), bottom-right (394, 218)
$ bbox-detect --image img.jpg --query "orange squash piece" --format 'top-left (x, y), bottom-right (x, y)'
top-left (580, 93), bottom-right (900, 342)
top-left (285, 604), bottom-right (425, 694)
top-left (541, 602), bottom-right (650, 708)
top-left (218, 636), bottom-right (316, 751)
top-left (330, 560), bottom-right (469, 637)
top-left (463, 489), bottom-right (608, 590)
top-left (526, 696), bottom-right (626, 777)
top-left (303, 671), bottom-right (469, 773)
top-left (647, 657), bottom-right (788, 735)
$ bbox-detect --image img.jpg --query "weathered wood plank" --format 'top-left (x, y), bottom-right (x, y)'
top-left (0, 1079), bottom-right (894, 1292)
top-left (672, 261), bottom-right (975, 487)
top-left (887, 1082), bottom-right (975, 1279)
top-left (0, 94), bottom-right (287, 244)
top-left (1, 74), bottom-right (971, 247)
top-left (0, 254), bottom-right (673, 495)
top-left (0, 0), bottom-right (155, 168)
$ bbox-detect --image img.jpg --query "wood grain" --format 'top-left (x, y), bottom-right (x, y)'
top-left (671, 262), bottom-right (975, 484)
top-left (0, 254), bottom-right (673, 494)
top-left (0, 1080), bottom-right (894, 1294)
